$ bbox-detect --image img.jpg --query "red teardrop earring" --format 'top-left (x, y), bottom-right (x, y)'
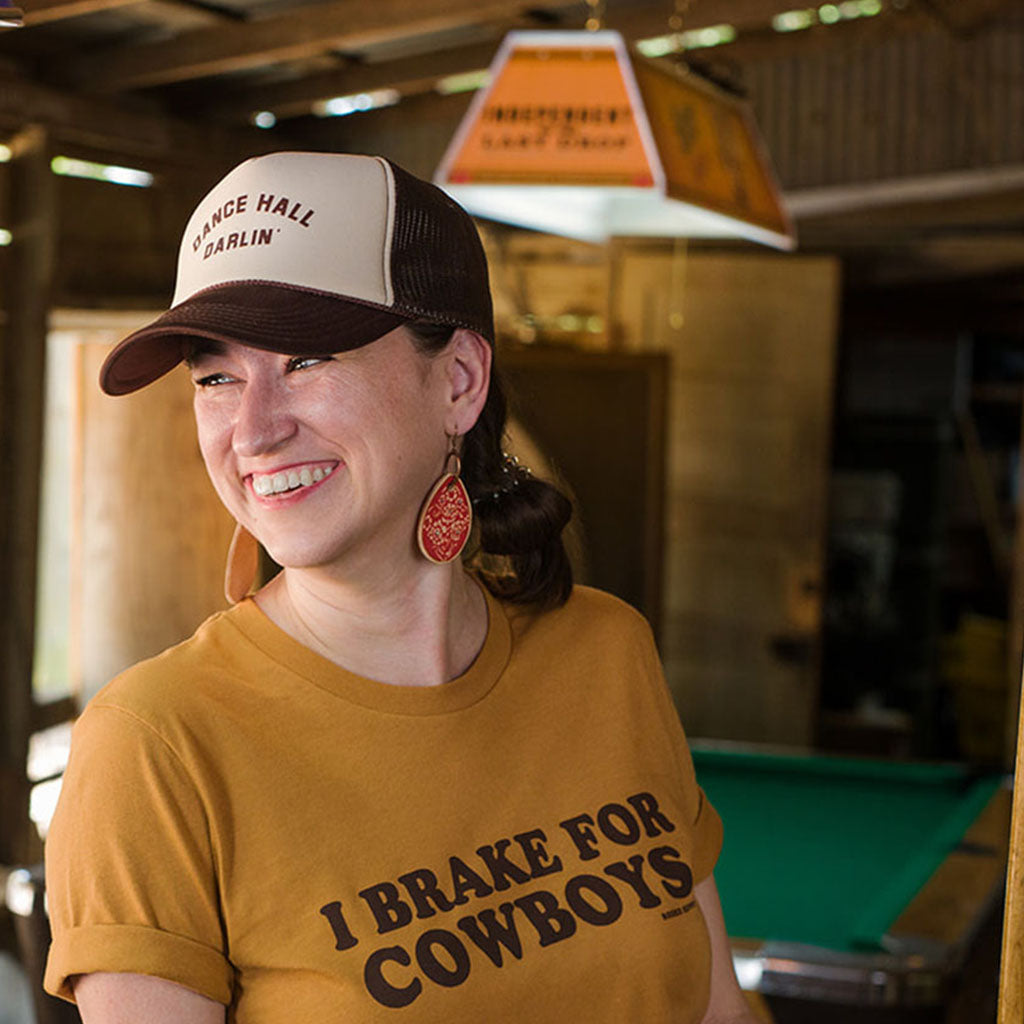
top-left (417, 434), bottom-right (473, 564)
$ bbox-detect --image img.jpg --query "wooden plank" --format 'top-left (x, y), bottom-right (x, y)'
top-left (23, 0), bottom-right (140, 26)
top-left (1008, 392), bottom-right (1024, 772)
top-left (61, 0), bottom-right (578, 92)
top-left (74, 339), bottom-right (236, 700)
top-left (480, 231), bottom-right (611, 349)
top-left (0, 71), bottom-right (282, 165)
top-left (313, 88), bottom-right (473, 181)
top-left (60, 0), bottom-right (817, 94)
top-left (998, 665), bottom-right (1024, 1023)
top-left (613, 247), bottom-right (839, 745)
top-left (200, 39), bottom-right (502, 122)
top-left (923, 0), bottom-right (1019, 34)
top-left (54, 173), bottom-right (193, 306)
top-left (22, 0), bottom-right (231, 25)
top-left (0, 125), bottom-right (56, 866)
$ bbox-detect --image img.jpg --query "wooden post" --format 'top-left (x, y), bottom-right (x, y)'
top-left (998, 656), bottom-right (1024, 1022)
top-left (0, 124), bottom-right (56, 866)
top-left (1007, 385), bottom-right (1024, 771)
top-left (999, 389), bottom-right (1024, 1021)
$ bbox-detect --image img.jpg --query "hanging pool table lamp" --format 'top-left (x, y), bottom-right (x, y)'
top-left (435, 30), bottom-right (794, 249)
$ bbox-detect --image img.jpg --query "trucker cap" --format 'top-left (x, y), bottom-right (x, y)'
top-left (99, 151), bottom-right (495, 395)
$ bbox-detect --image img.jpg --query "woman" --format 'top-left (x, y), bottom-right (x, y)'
top-left (43, 152), bottom-right (757, 1023)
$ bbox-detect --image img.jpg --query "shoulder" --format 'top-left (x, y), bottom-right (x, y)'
top-left (82, 602), bottom-right (252, 732)
top-left (502, 584), bottom-right (656, 653)
top-left (560, 585), bottom-right (652, 632)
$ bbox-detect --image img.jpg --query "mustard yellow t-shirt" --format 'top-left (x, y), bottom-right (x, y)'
top-left (45, 583), bottom-right (723, 1022)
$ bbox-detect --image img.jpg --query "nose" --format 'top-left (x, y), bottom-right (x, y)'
top-left (231, 375), bottom-right (297, 457)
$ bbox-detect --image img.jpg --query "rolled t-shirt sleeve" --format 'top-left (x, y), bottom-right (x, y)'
top-left (44, 702), bottom-right (232, 1005)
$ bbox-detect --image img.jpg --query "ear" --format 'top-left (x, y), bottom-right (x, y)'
top-left (444, 328), bottom-right (492, 436)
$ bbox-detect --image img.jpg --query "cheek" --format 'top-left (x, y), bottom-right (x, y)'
top-left (193, 403), bottom-right (237, 494)
top-left (319, 373), bottom-right (443, 456)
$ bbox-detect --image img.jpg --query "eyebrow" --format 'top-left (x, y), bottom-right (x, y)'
top-left (184, 338), bottom-right (228, 365)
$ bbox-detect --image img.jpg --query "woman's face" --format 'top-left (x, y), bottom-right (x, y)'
top-left (189, 327), bottom-right (452, 574)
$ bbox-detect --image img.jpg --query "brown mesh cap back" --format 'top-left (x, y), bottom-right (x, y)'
top-left (388, 161), bottom-right (494, 340)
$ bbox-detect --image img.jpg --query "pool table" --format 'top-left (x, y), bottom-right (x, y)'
top-left (692, 744), bottom-right (1011, 1015)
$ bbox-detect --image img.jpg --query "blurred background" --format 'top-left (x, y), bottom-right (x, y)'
top-left (0, 1), bottom-right (1022, 1021)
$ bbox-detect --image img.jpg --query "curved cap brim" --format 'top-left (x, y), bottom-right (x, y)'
top-left (100, 282), bottom-right (411, 395)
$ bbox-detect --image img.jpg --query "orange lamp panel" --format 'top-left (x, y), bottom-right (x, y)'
top-left (446, 45), bottom-right (656, 187)
top-left (633, 58), bottom-right (790, 236)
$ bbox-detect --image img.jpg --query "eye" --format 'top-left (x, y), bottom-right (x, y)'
top-left (193, 371), bottom-right (236, 388)
top-left (286, 355), bottom-right (332, 373)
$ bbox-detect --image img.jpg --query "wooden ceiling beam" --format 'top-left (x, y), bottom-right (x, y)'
top-left (604, 0), bottom-right (819, 34)
top-left (23, 0), bottom-right (234, 25)
top-left (0, 71), bottom-right (282, 166)
top-left (60, 0), bottom-right (816, 94)
top-left (218, 6), bottom-right (912, 125)
top-left (60, 0), bottom-right (581, 92)
top-left (918, 0), bottom-right (1021, 35)
top-left (23, 0), bottom-right (140, 27)
top-left (196, 39), bottom-right (502, 122)
top-left (845, 234), bottom-right (1024, 287)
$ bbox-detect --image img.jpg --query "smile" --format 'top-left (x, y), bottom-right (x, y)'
top-left (251, 463), bottom-right (335, 497)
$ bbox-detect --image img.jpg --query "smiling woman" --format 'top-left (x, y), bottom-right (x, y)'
top-left (186, 331), bottom-right (461, 593)
top-left (42, 152), bottom-right (757, 1024)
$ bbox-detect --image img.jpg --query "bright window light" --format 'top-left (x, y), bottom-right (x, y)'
top-left (837, 0), bottom-right (882, 16)
top-left (50, 156), bottom-right (154, 188)
top-left (314, 89), bottom-right (400, 118)
top-left (636, 24), bottom-right (736, 57)
top-left (29, 777), bottom-right (63, 839)
top-left (772, 9), bottom-right (816, 31)
top-left (0, 228), bottom-right (11, 246)
top-left (690, 25), bottom-right (736, 47)
top-left (437, 69), bottom-right (491, 96)
top-left (251, 110), bottom-right (277, 129)
top-left (0, 144), bottom-right (11, 162)
top-left (636, 35), bottom-right (675, 57)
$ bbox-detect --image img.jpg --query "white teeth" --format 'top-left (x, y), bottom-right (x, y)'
top-left (252, 465), bottom-right (334, 496)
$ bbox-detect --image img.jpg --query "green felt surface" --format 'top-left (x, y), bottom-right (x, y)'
top-left (692, 747), bottom-right (1002, 952)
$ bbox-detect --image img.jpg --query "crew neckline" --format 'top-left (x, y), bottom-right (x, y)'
top-left (221, 578), bottom-right (512, 716)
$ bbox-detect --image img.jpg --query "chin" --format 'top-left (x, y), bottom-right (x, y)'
top-left (258, 530), bottom-right (398, 574)
top-left (261, 540), bottom-right (344, 571)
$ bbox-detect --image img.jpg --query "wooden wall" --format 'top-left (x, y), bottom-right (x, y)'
top-left (481, 231), bottom-right (840, 744)
top-left (614, 246), bottom-right (839, 744)
top-left (74, 334), bottom-right (235, 701)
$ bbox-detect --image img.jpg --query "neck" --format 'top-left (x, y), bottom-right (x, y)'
top-left (253, 558), bottom-right (488, 687)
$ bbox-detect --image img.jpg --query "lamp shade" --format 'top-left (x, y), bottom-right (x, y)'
top-left (435, 30), bottom-right (794, 249)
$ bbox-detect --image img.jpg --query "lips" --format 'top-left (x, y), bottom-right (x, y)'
top-left (250, 463), bottom-right (335, 497)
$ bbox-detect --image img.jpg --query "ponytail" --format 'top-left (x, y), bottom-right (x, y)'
top-left (407, 322), bottom-right (573, 609)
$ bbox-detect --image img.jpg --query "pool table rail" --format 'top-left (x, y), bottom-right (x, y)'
top-left (729, 779), bottom-right (1011, 1008)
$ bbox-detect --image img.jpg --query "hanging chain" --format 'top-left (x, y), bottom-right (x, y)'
top-left (668, 0), bottom-right (695, 36)
top-left (668, 237), bottom-right (688, 331)
top-left (584, 0), bottom-right (605, 31)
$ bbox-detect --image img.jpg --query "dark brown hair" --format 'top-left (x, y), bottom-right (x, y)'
top-left (407, 322), bottom-right (573, 609)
